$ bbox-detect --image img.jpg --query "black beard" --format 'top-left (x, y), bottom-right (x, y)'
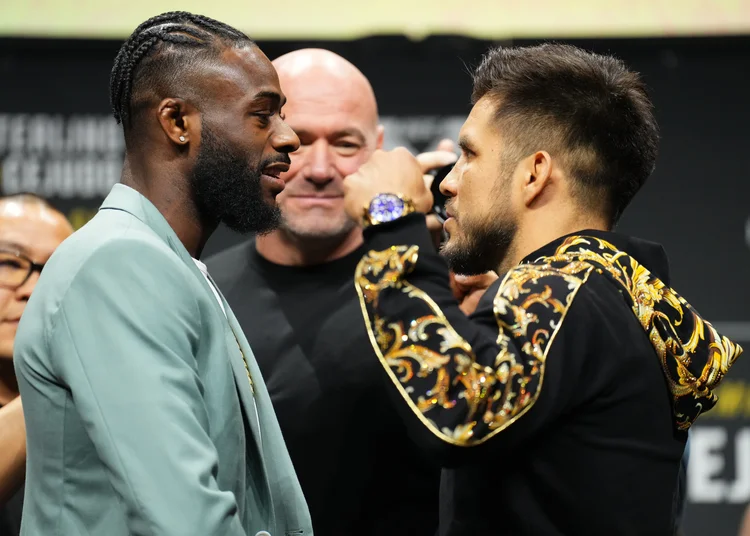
top-left (441, 219), bottom-right (517, 276)
top-left (189, 126), bottom-right (286, 235)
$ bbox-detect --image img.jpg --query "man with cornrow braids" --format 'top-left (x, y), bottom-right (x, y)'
top-left (14, 11), bottom-right (311, 536)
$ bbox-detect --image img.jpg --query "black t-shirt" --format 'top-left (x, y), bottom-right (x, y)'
top-left (207, 239), bottom-right (440, 536)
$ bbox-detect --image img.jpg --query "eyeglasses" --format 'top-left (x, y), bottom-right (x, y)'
top-left (0, 249), bottom-right (44, 290)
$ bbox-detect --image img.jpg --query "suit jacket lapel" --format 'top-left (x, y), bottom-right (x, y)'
top-left (208, 275), bottom-right (264, 449)
top-left (207, 274), bottom-right (277, 521)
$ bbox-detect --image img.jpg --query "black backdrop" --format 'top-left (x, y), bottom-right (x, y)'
top-left (1, 34), bottom-right (748, 535)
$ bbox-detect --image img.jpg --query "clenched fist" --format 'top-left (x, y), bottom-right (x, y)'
top-left (450, 271), bottom-right (500, 316)
top-left (343, 148), bottom-right (435, 224)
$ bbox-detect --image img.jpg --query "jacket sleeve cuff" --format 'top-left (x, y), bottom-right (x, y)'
top-left (362, 213), bottom-right (436, 253)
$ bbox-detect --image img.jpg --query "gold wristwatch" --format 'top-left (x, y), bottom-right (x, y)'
top-left (361, 193), bottom-right (417, 228)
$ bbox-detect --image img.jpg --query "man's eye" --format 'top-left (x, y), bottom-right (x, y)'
top-left (254, 113), bottom-right (272, 126)
top-left (0, 259), bottom-right (22, 269)
top-left (336, 141), bottom-right (361, 154)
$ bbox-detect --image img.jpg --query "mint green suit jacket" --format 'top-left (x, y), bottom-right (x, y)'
top-left (14, 184), bottom-right (312, 536)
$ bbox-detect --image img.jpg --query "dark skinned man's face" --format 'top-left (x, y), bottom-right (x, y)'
top-left (188, 45), bottom-right (300, 234)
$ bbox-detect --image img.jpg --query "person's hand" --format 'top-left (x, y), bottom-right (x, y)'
top-left (344, 146), bottom-right (456, 225)
top-left (418, 139), bottom-right (458, 249)
top-left (450, 271), bottom-right (499, 316)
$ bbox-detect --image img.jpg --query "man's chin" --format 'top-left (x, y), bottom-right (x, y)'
top-left (223, 206), bottom-right (282, 235)
top-left (441, 240), bottom-right (493, 276)
top-left (280, 214), bottom-right (357, 241)
top-left (439, 235), bottom-right (461, 257)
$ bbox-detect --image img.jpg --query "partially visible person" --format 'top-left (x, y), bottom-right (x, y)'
top-left (450, 271), bottom-right (499, 315)
top-left (0, 398), bottom-right (23, 502)
top-left (0, 193), bottom-right (72, 535)
top-left (14, 12), bottom-right (311, 536)
top-left (208, 48), bottom-right (443, 535)
top-left (740, 502), bottom-right (750, 536)
top-left (343, 43), bottom-right (742, 535)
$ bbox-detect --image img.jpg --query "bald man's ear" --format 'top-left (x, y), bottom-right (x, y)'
top-left (375, 124), bottom-right (385, 149)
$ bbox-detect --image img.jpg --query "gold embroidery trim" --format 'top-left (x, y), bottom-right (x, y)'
top-left (545, 236), bottom-right (742, 430)
top-left (354, 245), bottom-right (588, 446)
top-left (355, 237), bottom-right (742, 445)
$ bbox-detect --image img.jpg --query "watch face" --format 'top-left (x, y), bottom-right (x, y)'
top-left (369, 193), bottom-right (405, 223)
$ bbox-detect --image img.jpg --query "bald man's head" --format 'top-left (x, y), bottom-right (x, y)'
top-left (273, 49), bottom-right (379, 130)
top-left (265, 49), bottom-right (384, 246)
top-left (0, 194), bottom-right (72, 359)
top-left (0, 194), bottom-right (72, 236)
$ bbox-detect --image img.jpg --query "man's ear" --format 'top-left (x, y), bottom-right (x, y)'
top-left (375, 124), bottom-right (385, 149)
top-left (157, 98), bottom-right (198, 146)
top-left (521, 150), bottom-right (554, 207)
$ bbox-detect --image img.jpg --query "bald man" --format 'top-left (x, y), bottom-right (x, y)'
top-left (207, 49), bottom-right (441, 535)
top-left (0, 194), bottom-right (72, 535)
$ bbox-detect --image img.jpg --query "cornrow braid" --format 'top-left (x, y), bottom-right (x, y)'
top-left (109, 11), bottom-right (253, 127)
top-left (111, 27), bottom-right (206, 126)
top-left (177, 12), bottom-right (247, 39)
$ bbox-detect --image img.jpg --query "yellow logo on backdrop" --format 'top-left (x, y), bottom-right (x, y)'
top-left (1, 0), bottom-right (749, 40)
top-left (703, 381), bottom-right (750, 420)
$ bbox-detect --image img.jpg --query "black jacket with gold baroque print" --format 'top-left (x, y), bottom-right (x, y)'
top-left (355, 214), bottom-right (742, 536)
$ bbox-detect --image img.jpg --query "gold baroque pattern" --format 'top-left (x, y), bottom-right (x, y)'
top-left (541, 236), bottom-right (742, 430)
top-left (354, 245), bottom-right (589, 446)
top-left (355, 237), bottom-right (742, 447)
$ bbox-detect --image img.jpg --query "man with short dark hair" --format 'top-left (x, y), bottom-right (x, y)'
top-left (0, 193), bottom-right (72, 536)
top-left (343, 43), bottom-right (742, 535)
top-left (14, 12), bottom-right (311, 536)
